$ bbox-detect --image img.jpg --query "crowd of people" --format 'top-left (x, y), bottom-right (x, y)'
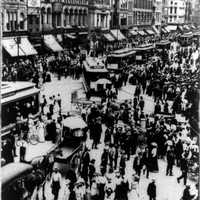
top-left (46, 91), bottom-right (198, 200)
top-left (1, 93), bottom-right (63, 164)
top-left (1, 28), bottom-right (200, 200)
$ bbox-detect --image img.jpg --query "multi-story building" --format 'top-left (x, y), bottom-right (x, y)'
top-left (2, 0), bottom-right (37, 59)
top-left (27, 0), bottom-right (89, 49)
top-left (192, 0), bottom-right (200, 25)
top-left (88, 0), bottom-right (111, 31)
top-left (2, 0), bottom-right (28, 35)
top-left (185, 0), bottom-right (192, 23)
top-left (132, 0), bottom-right (154, 27)
top-left (165, 0), bottom-right (186, 24)
top-left (154, 0), bottom-right (162, 27)
top-left (38, 0), bottom-right (88, 32)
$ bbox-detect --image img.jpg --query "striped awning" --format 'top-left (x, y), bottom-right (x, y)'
top-left (44, 35), bottom-right (63, 52)
top-left (145, 29), bottom-right (155, 35)
top-left (103, 33), bottom-right (115, 42)
top-left (110, 29), bottom-right (126, 41)
top-left (2, 36), bottom-right (37, 57)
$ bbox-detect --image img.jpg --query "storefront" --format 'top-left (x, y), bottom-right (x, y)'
top-left (43, 34), bottom-right (63, 52)
top-left (2, 36), bottom-right (37, 59)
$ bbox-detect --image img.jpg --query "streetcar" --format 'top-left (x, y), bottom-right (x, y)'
top-left (106, 48), bottom-right (136, 71)
top-left (2, 163), bottom-right (34, 200)
top-left (133, 44), bottom-right (155, 63)
top-left (1, 81), bottom-right (40, 138)
top-left (83, 57), bottom-right (111, 98)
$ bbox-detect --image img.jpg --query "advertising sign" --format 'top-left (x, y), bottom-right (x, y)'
top-left (28, 0), bottom-right (40, 8)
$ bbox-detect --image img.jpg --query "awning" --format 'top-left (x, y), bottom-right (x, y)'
top-left (110, 29), bottom-right (126, 41)
top-left (191, 25), bottom-right (196, 29)
top-left (145, 29), bottom-right (155, 35)
top-left (193, 31), bottom-right (200, 36)
top-left (103, 33), bottom-right (115, 42)
top-left (161, 28), bottom-right (168, 33)
top-left (152, 26), bottom-right (159, 34)
top-left (137, 30), bottom-right (146, 36)
top-left (1, 87), bottom-right (39, 105)
top-left (181, 32), bottom-right (193, 38)
top-left (178, 26), bottom-right (184, 31)
top-left (2, 37), bottom-right (37, 57)
top-left (65, 34), bottom-right (76, 39)
top-left (156, 40), bottom-right (171, 46)
top-left (44, 34), bottom-right (63, 52)
top-left (79, 32), bottom-right (88, 35)
top-left (129, 30), bottom-right (138, 36)
top-left (165, 25), bottom-right (177, 32)
top-left (183, 25), bottom-right (190, 30)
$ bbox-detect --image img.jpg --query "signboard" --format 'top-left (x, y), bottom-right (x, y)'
top-left (136, 55), bottom-right (142, 60)
top-left (28, 0), bottom-right (40, 8)
top-left (107, 64), bottom-right (118, 70)
top-left (28, 8), bottom-right (40, 15)
top-left (53, 2), bottom-right (63, 13)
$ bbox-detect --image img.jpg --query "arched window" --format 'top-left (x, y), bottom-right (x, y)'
top-left (47, 8), bottom-right (51, 24)
top-left (41, 7), bottom-right (46, 25)
top-left (20, 13), bottom-right (25, 30)
top-left (5, 12), bottom-right (10, 31)
top-left (64, 8), bottom-right (68, 26)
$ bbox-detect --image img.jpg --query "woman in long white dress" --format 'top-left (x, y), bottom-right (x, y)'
top-left (37, 118), bottom-right (45, 142)
top-left (128, 173), bottom-right (140, 200)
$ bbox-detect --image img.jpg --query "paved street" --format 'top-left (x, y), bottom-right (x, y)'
top-left (38, 75), bottom-right (197, 200)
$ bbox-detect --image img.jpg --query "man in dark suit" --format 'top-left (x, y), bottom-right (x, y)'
top-left (147, 179), bottom-right (156, 200)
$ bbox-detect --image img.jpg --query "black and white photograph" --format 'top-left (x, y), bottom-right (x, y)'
top-left (0, 0), bottom-right (199, 200)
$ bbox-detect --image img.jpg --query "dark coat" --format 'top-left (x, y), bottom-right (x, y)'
top-left (147, 182), bottom-right (156, 197)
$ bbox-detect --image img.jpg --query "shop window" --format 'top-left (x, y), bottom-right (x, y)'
top-left (36, 17), bottom-right (39, 24)
top-left (29, 16), bottom-right (33, 25)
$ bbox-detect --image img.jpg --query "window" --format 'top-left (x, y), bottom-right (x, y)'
top-left (174, 7), bottom-right (177, 14)
top-left (36, 17), bottom-right (39, 24)
top-left (170, 7), bottom-right (173, 14)
top-left (29, 16), bottom-right (33, 24)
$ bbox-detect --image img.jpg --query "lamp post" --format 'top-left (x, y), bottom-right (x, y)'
top-left (16, 35), bottom-right (21, 68)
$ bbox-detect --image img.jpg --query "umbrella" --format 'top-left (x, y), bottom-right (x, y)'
top-left (95, 78), bottom-right (111, 85)
top-left (62, 116), bottom-right (87, 130)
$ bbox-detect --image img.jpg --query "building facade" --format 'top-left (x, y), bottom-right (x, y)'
top-left (132, 0), bottom-right (154, 27)
top-left (185, 0), bottom-right (192, 23)
top-left (154, 0), bottom-right (162, 26)
top-left (192, 0), bottom-right (200, 25)
top-left (2, 0), bottom-right (28, 36)
top-left (39, 0), bottom-right (88, 31)
top-left (165, 0), bottom-right (186, 24)
top-left (88, 0), bottom-right (111, 31)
